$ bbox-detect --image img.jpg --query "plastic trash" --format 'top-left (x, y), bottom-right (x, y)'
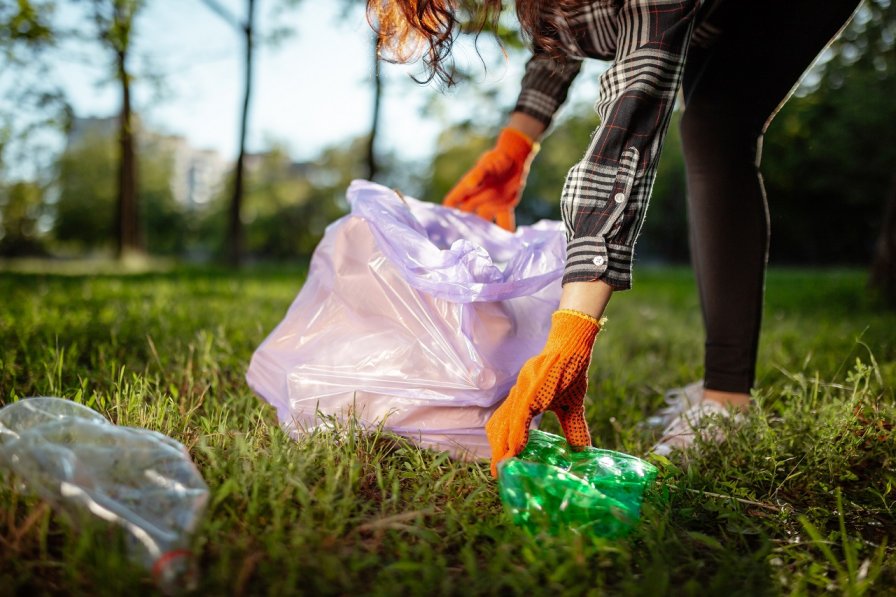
top-left (498, 429), bottom-right (658, 536)
top-left (0, 397), bottom-right (209, 592)
top-left (247, 180), bottom-right (567, 458)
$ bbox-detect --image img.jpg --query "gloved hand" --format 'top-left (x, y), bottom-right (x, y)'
top-left (443, 127), bottom-right (537, 231)
top-left (485, 309), bottom-right (602, 477)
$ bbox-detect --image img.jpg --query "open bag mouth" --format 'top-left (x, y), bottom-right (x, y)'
top-left (348, 180), bottom-right (567, 303)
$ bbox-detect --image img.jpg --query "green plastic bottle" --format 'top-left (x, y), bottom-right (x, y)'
top-left (497, 429), bottom-right (658, 536)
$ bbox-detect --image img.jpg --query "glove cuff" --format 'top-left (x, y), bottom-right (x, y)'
top-left (497, 127), bottom-right (537, 163)
top-left (546, 310), bottom-right (603, 354)
top-left (554, 309), bottom-right (604, 329)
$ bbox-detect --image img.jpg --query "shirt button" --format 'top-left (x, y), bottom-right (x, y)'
top-left (614, 192), bottom-right (626, 204)
top-left (593, 256), bottom-right (605, 266)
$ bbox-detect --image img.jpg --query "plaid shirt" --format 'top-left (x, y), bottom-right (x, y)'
top-left (514, 0), bottom-right (723, 289)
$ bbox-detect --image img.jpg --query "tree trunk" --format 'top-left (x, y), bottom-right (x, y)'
top-left (228, 0), bottom-right (256, 267)
top-left (366, 32), bottom-right (381, 181)
top-left (870, 172), bottom-right (896, 308)
top-left (116, 48), bottom-right (140, 258)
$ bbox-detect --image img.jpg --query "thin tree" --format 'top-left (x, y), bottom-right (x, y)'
top-left (339, 2), bottom-right (382, 181)
top-left (199, 0), bottom-right (257, 266)
top-left (366, 30), bottom-right (382, 181)
top-left (85, 0), bottom-right (147, 258)
top-left (871, 174), bottom-right (896, 307)
top-left (199, 0), bottom-right (301, 265)
top-left (863, 0), bottom-right (896, 306)
top-left (361, 1), bottom-right (528, 184)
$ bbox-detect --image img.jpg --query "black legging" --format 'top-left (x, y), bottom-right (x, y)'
top-left (680, 0), bottom-right (862, 393)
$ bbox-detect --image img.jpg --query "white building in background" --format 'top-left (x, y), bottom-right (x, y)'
top-left (156, 135), bottom-right (229, 209)
top-left (67, 116), bottom-right (230, 210)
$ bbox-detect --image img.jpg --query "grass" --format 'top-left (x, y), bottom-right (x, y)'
top-left (0, 264), bottom-right (894, 595)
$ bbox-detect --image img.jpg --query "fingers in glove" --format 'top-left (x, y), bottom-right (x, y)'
top-left (463, 188), bottom-right (505, 213)
top-left (445, 152), bottom-right (520, 208)
top-left (547, 373), bottom-right (592, 447)
top-left (443, 167), bottom-right (487, 207)
top-left (492, 208), bottom-right (515, 232)
top-left (555, 406), bottom-right (592, 448)
top-left (443, 151), bottom-right (508, 207)
top-left (486, 394), bottom-right (533, 477)
top-left (506, 409), bottom-right (534, 458)
top-left (486, 400), bottom-right (513, 477)
top-left (473, 203), bottom-right (507, 229)
top-left (443, 182), bottom-right (475, 208)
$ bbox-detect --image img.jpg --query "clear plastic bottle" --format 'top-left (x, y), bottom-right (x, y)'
top-left (0, 397), bottom-right (209, 593)
top-left (497, 429), bottom-right (657, 536)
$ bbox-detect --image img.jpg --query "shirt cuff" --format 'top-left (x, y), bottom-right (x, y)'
top-left (514, 89), bottom-right (564, 128)
top-left (513, 56), bottom-right (582, 128)
top-left (562, 236), bottom-right (634, 290)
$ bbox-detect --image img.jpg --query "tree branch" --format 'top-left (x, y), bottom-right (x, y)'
top-left (198, 0), bottom-right (243, 31)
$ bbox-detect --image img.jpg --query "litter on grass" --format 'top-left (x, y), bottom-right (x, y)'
top-left (0, 397), bottom-right (209, 593)
top-left (498, 429), bottom-right (658, 536)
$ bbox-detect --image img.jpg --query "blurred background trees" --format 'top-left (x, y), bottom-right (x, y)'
top-left (84, 0), bottom-right (148, 258)
top-left (198, 0), bottom-right (302, 266)
top-left (762, 0), bottom-right (896, 265)
top-left (53, 119), bottom-right (187, 255)
top-left (0, 0), bottom-right (893, 302)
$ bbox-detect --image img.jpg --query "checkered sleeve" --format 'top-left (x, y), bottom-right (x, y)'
top-left (561, 0), bottom-right (701, 290)
top-left (513, 52), bottom-right (583, 128)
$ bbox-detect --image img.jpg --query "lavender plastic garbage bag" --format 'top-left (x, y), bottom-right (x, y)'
top-left (246, 180), bottom-right (567, 458)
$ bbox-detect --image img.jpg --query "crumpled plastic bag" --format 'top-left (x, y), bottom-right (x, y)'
top-left (0, 397), bottom-right (209, 592)
top-left (498, 429), bottom-right (658, 536)
top-left (247, 180), bottom-right (567, 458)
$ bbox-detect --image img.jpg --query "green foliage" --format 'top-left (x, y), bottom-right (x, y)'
top-left (0, 0), bottom-right (68, 179)
top-left (53, 130), bottom-right (187, 254)
top-left (735, 0), bottom-right (896, 264)
top-left (242, 145), bottom-right (328, 259)
top-left (54, 131), bottom-right (117, 250)
top-left (84, 0), bottom-right (145, 54)
top-left (200, 138), bottom-right (379, 260)
top-left (0, 267), bottom-right (894, 593)
top-left (822, 0), bottom-right (896, 85)
top-left (139, 143), bottom-right (189, 256)
top-left (521, 104), bottom-right (598, 224)
top-left (762, 33), bottom-right (896, 263)
top-left (0, 0), bottom-right (56, 48)
top-left (0, 180), bottom-right (47, 256)
top-left (426, 123), bottom-right (496, 204)
top-left (799, 489), bottom-right (888, 596)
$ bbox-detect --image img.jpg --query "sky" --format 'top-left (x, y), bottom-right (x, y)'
top-left (7, 0), bottom-right (604, 173)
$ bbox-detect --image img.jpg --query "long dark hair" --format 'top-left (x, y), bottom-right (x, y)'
top-left (367, 0), bottom-right (588, 86)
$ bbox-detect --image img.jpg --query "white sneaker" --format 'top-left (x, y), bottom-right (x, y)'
top-left (650, 399), bottom-right (743, 457)
top-left (642, 380), bottom-right (705, 429)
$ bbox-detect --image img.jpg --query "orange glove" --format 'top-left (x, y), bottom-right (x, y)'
top-left (485, 309), bottom-right (602, 476)
top-left (443, 127), bottom-right (537, 231)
